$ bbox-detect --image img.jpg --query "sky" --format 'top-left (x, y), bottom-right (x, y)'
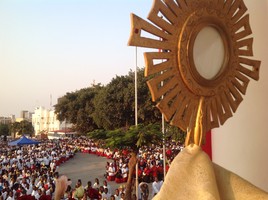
top-left (0, 0), bottom-right (153, 117)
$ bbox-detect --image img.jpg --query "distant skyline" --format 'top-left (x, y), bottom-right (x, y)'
top-left (0, 0), bottom-right (153, 117)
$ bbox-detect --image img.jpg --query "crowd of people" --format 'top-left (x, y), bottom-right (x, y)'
top-left (65, 178), bottom-right (125, 200)
top-left (0, 136), bottom-right (184, 200)
top-left (0, 138), bottom-right (76, 200)
top-left (78, 139), bottom-right (183, 185)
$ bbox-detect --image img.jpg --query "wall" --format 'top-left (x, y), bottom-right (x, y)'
top-left (212, 0), bottom-right (268, 191)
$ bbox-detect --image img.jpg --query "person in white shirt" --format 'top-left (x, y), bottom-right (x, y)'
top-left (108, 162), bottom-right (116, 177)
top-left (103, 180), bottom-right (111, 195)
top-left (31, 185), bottom-right (39, 198)
top-left (43, 156), bottom-right (50, 168)
top-left (35, 188), bottom-right (42, 200)
top-left (121, 164), bottom-right (128, 182)
top-left (6, 190), bottom-right (14, 200)
top-left (113, 189), bottom-right (121, 200)
top-left (93, 178), bottom-right (100, 189)
top-left (25, 183), bottom-right (33, 195)
top-left (20, 178), bottom-right (28, 189)
top-left (102, 187), bottom-right (111, 200)
top-left (50, 160), bottom-right (56, 172)
top-left (152, 176), bottom-right (163, 196)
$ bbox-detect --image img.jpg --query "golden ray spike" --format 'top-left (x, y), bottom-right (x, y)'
top-left (182, 99), bottom-right (199, 131)
top-left (229, 0), bottom-right (248, 23)
top-left (147, 69), bottom-right (178, 101)
top-left (144, 52), bottom-right (175, 76)
top-left (238, 57), bottom-right (261, 80)
top-left (171, 94), bottom-right (195, 131)
top-left (175, 0), bottom-right (188, 11)
top-left (216, 91), bottom-right (233, 125)
top-left (205, 97), bottom-right (220, 131)
top-left (128, 14), bottom-right (173, 49)
top-left (223, 0), bottom-right (233, 14)
top-left (225, 81), bottom-right (243, 113)
top-left (234, 14), bottom-right (252, 41)
top-left (236, 38), bottom-right (253, 56)
top-left (149, 0), bottom-right (178, 26)
top-left (170, 95), bottom-right (188, 131)
top-left (163, 0), bottom-right (181, 16)
top-left (157, 84), bottom-right (182, 121)
top-left (233, 71), bottom-right (250, 95)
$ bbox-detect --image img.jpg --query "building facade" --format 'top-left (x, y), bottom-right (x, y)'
top-left (0, 116), bottom-right (14, 124)
top-left (32, 106), bottom-right (72, 136)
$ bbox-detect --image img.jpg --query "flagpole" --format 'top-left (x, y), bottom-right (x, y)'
top-left (162, 113), bottom-right (166, 179)
top-left (135, 46), bottom-right (139, 200)
top-left (159, 32), bottom-right (166, 180)
top-left (157, 16), bottom-right (166, 179)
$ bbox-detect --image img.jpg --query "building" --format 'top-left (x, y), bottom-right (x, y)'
top-left (0, 115), bottom-right (15, 124)
top-left (31, 106), bottom-right (72, 136)
top-left (0, 116), bottom-right (13, 124)
top-left (47, 129), bottom-right (77, 140)
top-left (20, 110), bottom-right (33, 120)
top-left (15, 110), bottom-right (33, 123)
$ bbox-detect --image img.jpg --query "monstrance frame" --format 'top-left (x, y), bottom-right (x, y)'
top-left (128, 0), bottom-right (260, 146)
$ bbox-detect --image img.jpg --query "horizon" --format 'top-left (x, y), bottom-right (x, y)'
top-left (0, 0), bottom-right (153, 118)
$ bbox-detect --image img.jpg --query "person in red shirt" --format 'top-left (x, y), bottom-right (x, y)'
top-left (150, 161), bottom-right (158, 180)
top-left (166, 148), bottom-right (172, 159)
top-left (18, 190), bottom-right (35, 200)
top-left (39, 190), bottom-right (52, 200)
top-left (142, 164), bottom-right (151, 183)
top-left (86, 181), bottom-right (101, 200)
top-left (156, 163), bottom-right (164, 180)
top-left (139, 158), bottom-right (146, 170)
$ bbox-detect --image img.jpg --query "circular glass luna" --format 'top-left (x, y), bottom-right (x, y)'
top-left (193, 26), bottom-right (225, 80)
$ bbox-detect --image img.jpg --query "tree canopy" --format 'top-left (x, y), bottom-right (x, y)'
top-left (54, 84), bottom-right (102, 133)
top-left (54, 68), bottom-right (162, 133)
top-left (10, 120), bottom-right (34, 137)
top-left (0, 124), bottom-right (9, 136)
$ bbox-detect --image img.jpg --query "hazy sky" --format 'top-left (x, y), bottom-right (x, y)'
top-left (0, 0), bottom-right (152, 117)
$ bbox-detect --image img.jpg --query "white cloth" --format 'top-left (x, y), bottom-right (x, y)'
top-left (121, 167), bottom-right (128, 178)
top-left (108, 166), bottom-right (115, 176)
top-left (152, 180), bottom-right (163, 196)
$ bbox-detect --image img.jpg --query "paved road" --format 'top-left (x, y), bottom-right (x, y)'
top-left (57, 152), bottom-right (154, 199)
top-left (57, 152), bottom-right (120, 193)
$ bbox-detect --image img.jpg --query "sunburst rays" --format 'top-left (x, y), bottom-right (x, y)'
top-left (128, 0), bottom-right (260, 136)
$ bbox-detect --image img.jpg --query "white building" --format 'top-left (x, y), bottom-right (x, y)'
top-left (32, 106), bottom-right (72, 136)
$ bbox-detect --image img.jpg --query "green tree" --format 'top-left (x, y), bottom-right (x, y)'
top-left (19, 120), bottom-right (34, 136)
top-left (165, 123), bottom-right (186, 144)
top-left (93, 75), bottom-right (135, 130)
top-left (0, 124), bottom-right (9, 136)
top-left (10, 122), bottom-right (21, 136)
top-left (92, 68), bottom-right (161, 130)
top-left (135, 68), bottom-right (162, 124)
top-left (54, 68), bottom-right (161, 132)
top-left (55, 84), bottom-right (101, 133)
top-left (87, 129), bottom-right (108, 146)
top-left (10, 120), bottom-right (34, 137)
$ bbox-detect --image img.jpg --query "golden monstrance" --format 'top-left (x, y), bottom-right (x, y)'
top-left (128, 1), bottom-right (267, 199)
